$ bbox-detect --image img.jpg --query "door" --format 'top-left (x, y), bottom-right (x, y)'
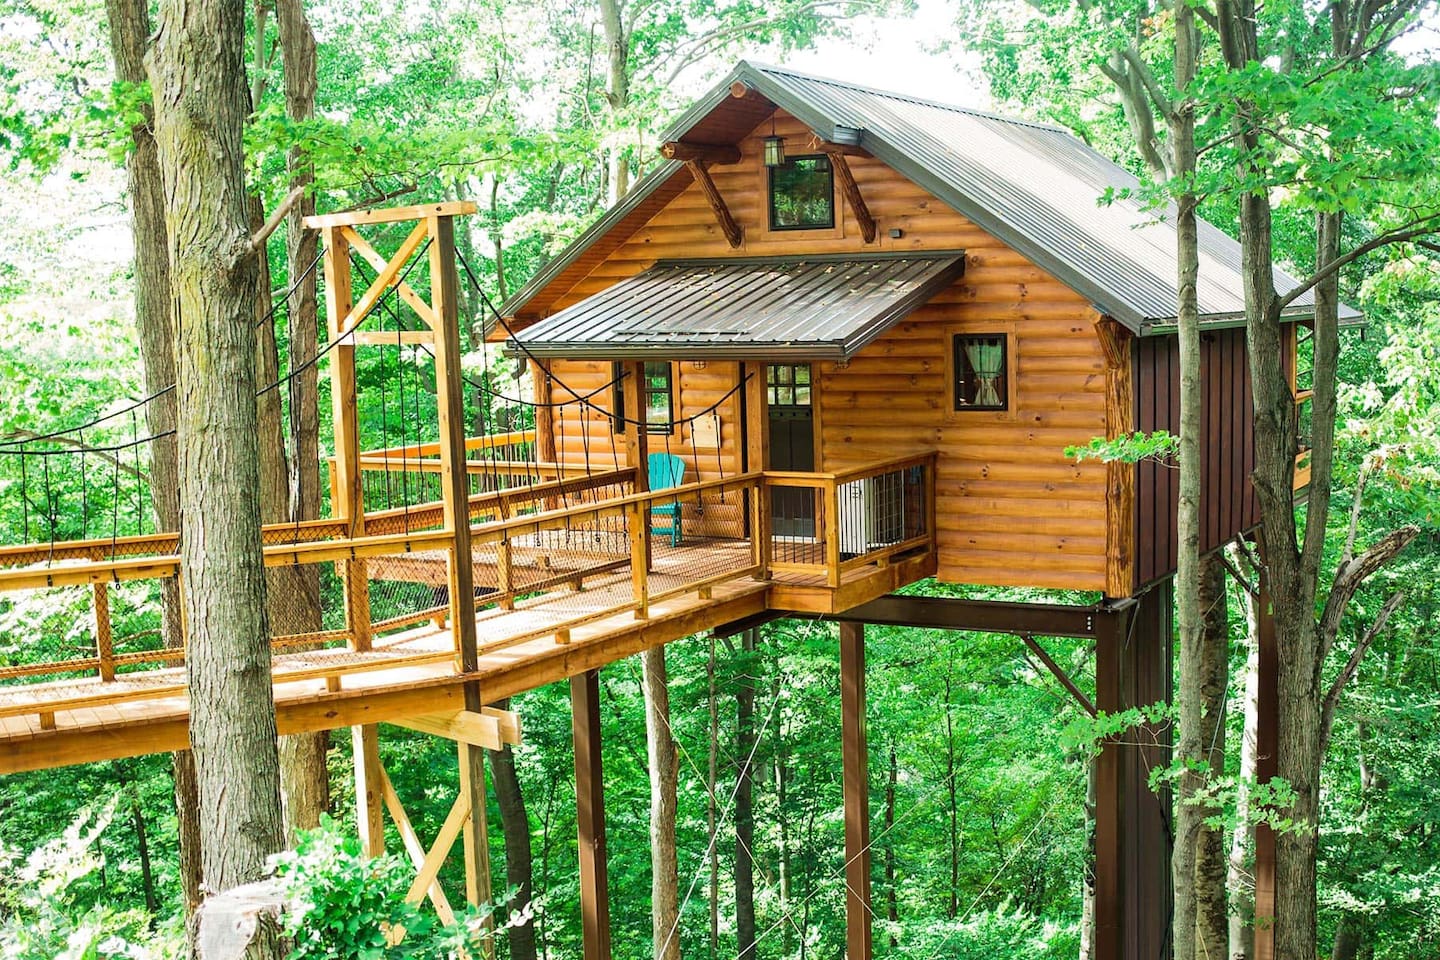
top-left (767, 364), bottom-right (815, 539)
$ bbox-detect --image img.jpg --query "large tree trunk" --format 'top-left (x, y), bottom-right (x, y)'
top-left (1170, 3), bottom-right (1208, 954)
top-left (103, 0), bottom-right (204, 921)
top-left (735, 628), bottom-right (758, 960)
top-left (147, 1), bottom-right (285, 952)
top-left (272, 0), bottom-right (330, 839)
top-left (642, 645), bottom-right (682, 960)
top-left (488, 698), bottom-right (537, 960)
top-left (598, 0), bottom-right (631, 201)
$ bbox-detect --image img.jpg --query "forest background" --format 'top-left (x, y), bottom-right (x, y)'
top-left (0, 0), bottom-right (1437, 957)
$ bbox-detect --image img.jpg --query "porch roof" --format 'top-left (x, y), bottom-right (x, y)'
top-left (503, 251), bottom-right (966, 360)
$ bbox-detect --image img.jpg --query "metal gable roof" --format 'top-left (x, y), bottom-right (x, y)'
top-left (505, 252), bottom-right (967, 360)
top-left (498, 60), bottom-right (1360, 333)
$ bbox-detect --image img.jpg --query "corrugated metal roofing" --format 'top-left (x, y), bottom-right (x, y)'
top-left (506, 252), bottom-right (967, 360)
top-left (498, 61), bottom-right (1360, 334)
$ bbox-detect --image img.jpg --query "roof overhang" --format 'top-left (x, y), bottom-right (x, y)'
top-left (505, 252), bottom-right (966, 361)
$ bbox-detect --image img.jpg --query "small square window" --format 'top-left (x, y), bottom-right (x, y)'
top-left (767, 363), bottom-right (812, 407)
top-left (953, 335), bottom-right (1008, 411)
top-left (769, 155), bottom-right (834, 231)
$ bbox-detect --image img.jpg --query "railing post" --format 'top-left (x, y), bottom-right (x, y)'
top-left (93, 582), bottom-right (114, 682)
top-left (824, 479), bottom-right (841, 588)
top-left (630, 501), bottom-right (649, 619)
top-left (750, 481), bottom-right (770, 580)
top-left (497, 539), bottom-right (514, 611)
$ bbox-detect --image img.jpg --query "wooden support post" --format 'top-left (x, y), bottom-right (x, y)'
top-left (1095, 586), bottom-right (1173, 960)
top-left (92, 582), bottom-right (114, 681)
top-left (322, 224), bottom-right (372, 651)
top-left (683, 159), bottom-right (743, 248)
top-left (1253, 562), bottom-right (1277, 960)
top-left (839, 621), bottom-right (873, 960)
top-left (822, 149), bottom-right (877, 243)
top-left (497, 539), bottom-right (515, 611)
top-left (744, 364), bottom-right (771, 576)
top-left (353, 724), bottom-right (385, 857)
top-left (825, 479), bottom-right (842, 589)
top-left (623, 361), bottom-right (651, 585)
top-left (429, 212), bottom-right (492, 935)
top-left (750, 484), bottom-right (770, 580)
top-left (1093, 603), bottom-right (1126, 960)
top-left (572, 669), bottom-right (612, 960)
top-left (630, 502), bottom-right (650, 619)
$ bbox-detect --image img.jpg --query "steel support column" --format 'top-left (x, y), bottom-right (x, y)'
top-left (572, 669), bottom-right (612, 960)
top-left (839, 621), bottom-right (873, 960)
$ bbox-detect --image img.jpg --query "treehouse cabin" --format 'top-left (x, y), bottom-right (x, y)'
top-left (0, 61), bottom-right (1348, 960)
top-left (499, 60), bottom-right (1345, 603)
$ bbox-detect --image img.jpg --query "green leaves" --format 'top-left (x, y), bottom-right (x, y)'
top-left (1065, 429), bottom-right (1179, 464)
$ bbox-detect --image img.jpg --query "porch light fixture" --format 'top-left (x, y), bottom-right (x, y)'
top-left (763, 115), bottom-right (785, 167)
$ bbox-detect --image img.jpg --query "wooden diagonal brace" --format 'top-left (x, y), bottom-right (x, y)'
top-left (822, 148), bottom-right (876, 243)
top-left (340, 223), bottom-right (439, 331)
top-left (685, 159), bottom-right (743, 248)
top-left (406, 790), bottom-right (471, 905)
top-left (381, 766), bottom-right (455, 924)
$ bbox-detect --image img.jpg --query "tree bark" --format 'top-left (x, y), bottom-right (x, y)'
top-left (735, 628), bottom-right (758, 960)
top-left (598, 0), bottom-right (631, 201)
top-left (1228, 546), bottom-right (1261, 960)
top-left (103, 0), bottom-right (205, 921)
top-left (884, 742), bottom-right (898, 948)
top-left (488, 698), bottom-right (537, 960)
top-left (1196, 554), bottom-right (1231, 958)
top-left (147, 2), bottom-right (285, 953)
top-left (642, 645), bottom-right (682, 960)
top-left (1170, 1), bottom-right (1208, 954)
top-left (269, 0), bottom-right (328, 834)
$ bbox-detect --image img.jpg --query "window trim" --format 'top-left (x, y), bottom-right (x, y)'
top-left (612, 360), bottom-right (675, 435)
top-left (767, 154), bottom-right (836, 232)
top-left (945, 326), bottom-right (1017, 420)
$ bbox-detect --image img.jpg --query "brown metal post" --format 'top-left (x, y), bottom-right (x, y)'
top-left (839, 621), bottom-right (873, 960)
top-left (1093, 604), bottom-right (1126, 960)
top-left (1253, 561), bottom-right (1277, 960)
top-left (572, 669), bottom-right (612, 960)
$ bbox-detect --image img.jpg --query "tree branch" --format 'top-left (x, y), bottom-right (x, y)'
top-left (250, 184), bottom-right (308, 253)
top-left (1320, 590), bottom-right (1404, 756)
top-left (1316, 524), bottom-right (1420, 670)
top-left (0, 430), bottom-right (150, 483)
top-left (1278, 214), bottom-right (1440, 310)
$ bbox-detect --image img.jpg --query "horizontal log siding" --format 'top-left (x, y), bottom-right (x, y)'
top-left (540, 111), bottom-right (1112, 591)
top-left (1134, 328), bottom-right (1260, 587)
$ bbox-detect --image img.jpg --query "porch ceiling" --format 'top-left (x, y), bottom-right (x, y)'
top-left (503, 251), bottom-right (966, 360)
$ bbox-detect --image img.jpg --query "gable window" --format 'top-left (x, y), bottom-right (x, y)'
top-left (612, 361), bottom-right (674, 434)
top-left (768, 155), bottom-right (834, 230)
top-left (953, 334), bottom-right (1008, 411)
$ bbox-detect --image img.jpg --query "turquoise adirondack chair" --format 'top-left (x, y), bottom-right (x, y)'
top-left (648, 452), bottom-right (686, 546)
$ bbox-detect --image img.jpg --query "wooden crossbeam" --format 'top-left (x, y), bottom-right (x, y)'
top-left (336, 222), bottom-right (433, 335)
top-left (352, 330), bottom-right (435, 346)
top-left (380, 766), bottom-right (455, 925)
top-left (304, 200), bottom-right (477, 229)
top-left (821, 147), bottom-right (876, 243)
top-left (684, 160), bottom-right (743, 248)
top-left (660, 140), bottom-right (741, 165)
top-left (388, 708), bottom-right (521, 750)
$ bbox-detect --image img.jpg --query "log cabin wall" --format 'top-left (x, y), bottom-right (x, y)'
top-left (533, 110), bottom-right (1115, 593)
top-left (1133, 328), bottom-right (1260, 589)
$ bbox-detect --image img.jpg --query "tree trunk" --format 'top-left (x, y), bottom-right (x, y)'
top-left (1081, 755), bottom-right (1096, 960)
top-left (598, 0), bottom-right (631, 201)
top-left (488, 698), bottom-right (537, 960)
top-left (148, 1), bottom-right (285, 952)
top-left (103, 0), bottom-right (205, 922)
top-left (1170, 2), bottom-right (1208, 955)
top-left (735, 628), bottom-right (758, 960)
top-left (643, 645), bottom-right (682, 960)
top-left (884, 742), bottom-right (898, 948)
top-left (1228, 546), bottom-right (1261, 960)
top-left (945, 673), bottom-right (959, 920)
top-left (1195, 554), bottom-right (1231, 957)
top-left (708, 635), bottom-right (720, 960)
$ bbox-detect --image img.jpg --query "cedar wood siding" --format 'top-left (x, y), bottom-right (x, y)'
top-left (535, 111), bottom-right (1113, 592)
top-left (1133, 328), bottom-right (1260, 588)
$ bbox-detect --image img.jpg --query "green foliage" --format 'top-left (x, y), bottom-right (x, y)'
top-left (272, 818), bottom-right (522, 960)
top-left (905, 900), bottom-right (1080, 960)
top-left (1065, 429), bottom-right (1179, 464)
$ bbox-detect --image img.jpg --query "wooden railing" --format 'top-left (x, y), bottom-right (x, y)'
top-left (760, 452), bottom-right (936, 588)
top-left (0, 453), bottom-right (936, 718)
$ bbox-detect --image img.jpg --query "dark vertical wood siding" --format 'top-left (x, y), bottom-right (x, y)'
top-left (1134, 328), bottom-right (1260, 588)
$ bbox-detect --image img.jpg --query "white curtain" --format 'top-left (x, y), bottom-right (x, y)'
top-left (964, 338), bottom-right (1005, 406)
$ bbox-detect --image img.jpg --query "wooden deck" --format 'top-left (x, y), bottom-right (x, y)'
top-left (0, 453), bottom-right (936, 774)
